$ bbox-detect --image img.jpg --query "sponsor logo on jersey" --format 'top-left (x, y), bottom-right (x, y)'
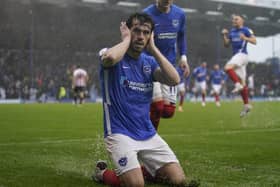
top-left (120, 76), bottom-right (153, 92)
top-left (118, 157), bottom-right (128, 167)
top-left (158, 32), bottom-right (177, 39)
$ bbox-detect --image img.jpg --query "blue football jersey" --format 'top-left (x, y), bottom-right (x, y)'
top-left (99, 53), bottom-right (159, 140)
top-left (210, 70), bottom-right (226, 85)
top-left (229, 27), bottom-right (254, 55)
top-left (143, 4), bottom-right (187, 66)
top-left (193, 66), bottom-right (207, 82)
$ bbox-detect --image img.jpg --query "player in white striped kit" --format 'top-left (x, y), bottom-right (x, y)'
top-left (72, 65), bottom-right (88, 105)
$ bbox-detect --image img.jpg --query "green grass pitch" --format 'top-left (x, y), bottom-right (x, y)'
top-left (0, 102), bottom-right (279, 187)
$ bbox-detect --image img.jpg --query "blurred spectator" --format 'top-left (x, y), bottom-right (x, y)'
top-left (58, 86), bottom-right (66, 102)
top-left (29, 87), bottom-right (38, 101)
top-left (248, 74), bottom-right (254, 98)
top-left (0, 87), bottom-right (6, 99)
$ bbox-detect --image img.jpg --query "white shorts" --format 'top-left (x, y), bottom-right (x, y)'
top-left (177, 82), bottom-right (186, 93)
top-left (212, 84), bottom-right (222, 94)
top-left (227, 53), bottom-right (249, 81)
top-left (193, 81), bottom-right (206, 93)
top-left (152, 82), bottom-right (177, 104)
top-left (105, 133), bottom-right (179, 177)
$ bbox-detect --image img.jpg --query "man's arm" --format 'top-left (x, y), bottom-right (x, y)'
top-left (221, 28), bottom-right (230, 48)
top-left (100, 22), bottom-right (131, 67)
top-left (179, 55), bottom-right (190, 77)
top-left (177, 14), bottom-right (190, 76)
top-left (148, 33), bottom-right (180, 86)
top-left (240, 33), bottom-right (257, 45)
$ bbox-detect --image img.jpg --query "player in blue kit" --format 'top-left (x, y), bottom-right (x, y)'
top-left (222, 14), bottom-right (256, 117)
top-left (209, 64), bottom-right (227, 107)
top-left (143, 0), bottom-right (190, 130)
top-left (192, 62), bottom-right (208, 107)
top-left (93, 13), bottom-right (198, 187)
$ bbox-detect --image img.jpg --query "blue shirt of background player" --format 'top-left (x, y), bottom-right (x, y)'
top-left (210, 70), bottom-right (227, 85)
top-left (99, 52), bottom-right (159, 140)
top-left (229, 27), bottom-right (253, 55)
top-left (143, 4), bottom-right (187, 66)
top-left (192, 66), bottom-right (207, 82)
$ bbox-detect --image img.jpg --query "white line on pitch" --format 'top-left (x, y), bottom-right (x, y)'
top-left (0, 138), bottom-right (94, 146)
top-left (161, 128), bottom-right (280, 137)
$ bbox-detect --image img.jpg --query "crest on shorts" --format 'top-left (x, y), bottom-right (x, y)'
top-left (118, 157), bottom-right (128, 167)
top-left (172, 19), bottom-right (179, 28)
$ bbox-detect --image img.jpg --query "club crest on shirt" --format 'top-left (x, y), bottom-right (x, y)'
top-left (118, 157), bottom-right (128, 167)
top-left (172, 19), bottom-right (179, 28)
top-left (143, 65), bottom-right (152, 75)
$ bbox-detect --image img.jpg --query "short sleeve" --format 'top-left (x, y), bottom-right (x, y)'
top-left (99, 48), bottom-right (108, 57)
top-left (148, 56), bottom-right (159, 74)
top-left (98, 48), bottom-right (110, 69)
top-left (245, 28), bottom-right (254, 37)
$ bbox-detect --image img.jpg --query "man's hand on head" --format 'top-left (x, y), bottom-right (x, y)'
top-left (120, 22), bottom-right (131, 42)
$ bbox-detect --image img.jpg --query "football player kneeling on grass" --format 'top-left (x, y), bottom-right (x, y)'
top-left (93, 13), bottom-right (199, 187)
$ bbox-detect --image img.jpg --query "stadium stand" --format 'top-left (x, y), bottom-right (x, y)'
top-left (0, 0), bottom-right (279, 100)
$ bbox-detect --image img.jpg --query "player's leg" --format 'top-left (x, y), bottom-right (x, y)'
top-left (161, 84), bottom-right (176, 118)
top-left (79, 89), bottom-right (85, 104)
top-left (138, 134), bottom-right (198, 187)
top-left (236, 66), bottom-right (248, 104)
top-left (94, 161), bottom-right (144, 187)
top-left (98, 134), bottom-right (145, 187)
top-left (213, 85), bottom-right (221, 107)
top-left (224, 54), bottom-right (244, 93)
top-left (177, 83), bottom-right (185, 112)
top-left (156, 162), bottom-right (186, 186)
top-left (200, 82), bottom-right (207, 107)
top-left (73, 87), bottom-right (78, 104)
top-left (119, 168), bottom-right (145, 187)
top-left (236, 65), bottom-right (252, 117)
top-left (193, 82), bottom-right (199, 102)
top-left (150, 82), bottom-right (164, 130)
top-left (93, 160), bottom-right (121, 186)
top-left (178, 90), bottom-right (185, 112)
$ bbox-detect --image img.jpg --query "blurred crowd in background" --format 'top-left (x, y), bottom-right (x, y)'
top-left (0, 49), bottom-right (279, 101)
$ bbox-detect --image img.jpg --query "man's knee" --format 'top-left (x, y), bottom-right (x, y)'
top-left (224, 65), bottom-right (230, 71)
top-left (161, 104), bottom-right (176, 118)
top-left (120, 168), bottom-right (145, 187)
top-left (169, 173), bottom-right (186, 186)
top-left (156, 163), bottom-right (186, 186)
top-left (224, 64), bottom-right (236, 71)
top-left (121, 177), bottom-right (144, 187)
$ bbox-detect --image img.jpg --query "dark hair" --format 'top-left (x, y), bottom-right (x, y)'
top-left (232, 13), bottom-right (247, 20)
top-left (126, 13), bottom-right (154, 31)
